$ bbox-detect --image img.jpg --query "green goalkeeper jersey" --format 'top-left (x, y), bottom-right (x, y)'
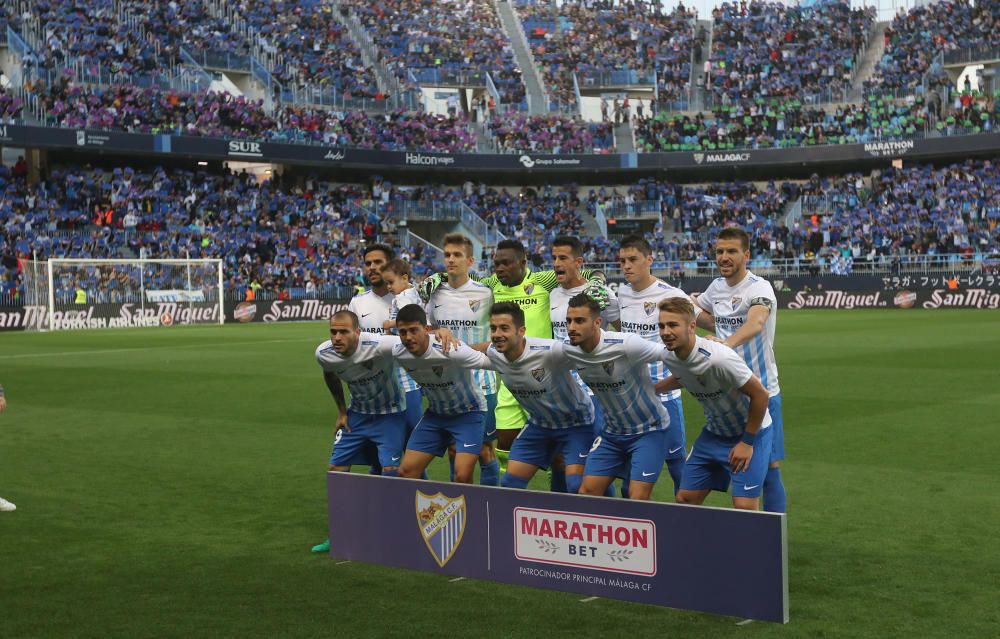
top-left (473, 270), bottom-right (597, 339)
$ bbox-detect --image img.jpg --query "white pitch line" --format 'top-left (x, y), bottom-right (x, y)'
top-left (449, 577), bottom-right (466, 583)
top-left (736, 619), bottom-right (754, 626)
top-left (579, 596), bottom-right (599, 603)
top-left (0, 337), bottom-right (314, 360)
top-left (335, 560), bottom-right (352, 565)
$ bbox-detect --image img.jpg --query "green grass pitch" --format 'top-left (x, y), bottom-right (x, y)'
top-left (1, 310), bottom-right (998, 638)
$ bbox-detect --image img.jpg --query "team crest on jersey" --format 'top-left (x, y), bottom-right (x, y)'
top-left (530, 368), bottom-right (546, 383)
top-left (523, 283), bottom-right (535, 295)
top-left (643, 301), bottom-right (657, 316)
top-left (432, 366), bottom-right (445, 377)
top-left (416, 491), bottom-right (467, 568)
top-left (602, 362), bottom-right (615, 376)
top-left (468, 299), bottom-right (481, 313)
top-left (730, 296), bottom-right (743, 308)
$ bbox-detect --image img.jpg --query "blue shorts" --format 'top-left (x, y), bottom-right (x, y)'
top-left (407, 411), bottom-right (485, 457)
top-left (590, 395), bottom-right (605, 437)
top-left (662, 397), bottom-right (686, 460)
top-left (405, 389), bottom-right (424, 435)
top-left (584, 429), bottom-right (670, 483)
top-left (510, 420), bottom-right (596, 470)
top-left (483, 392), bottom-right (499, 443)
top-left (768, 394), bottom-right (784, 463)
top-left (329, 410), bottom-right (408, 469)
top-left (680, 427), bottom-right (774, 498)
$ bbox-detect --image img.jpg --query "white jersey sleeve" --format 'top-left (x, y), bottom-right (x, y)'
top-left (623, 332), bottom-right (668, 365)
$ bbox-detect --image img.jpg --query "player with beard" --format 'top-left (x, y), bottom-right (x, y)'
top-left (420, 239), bottom-right (610, 493)
top-left (693, 227), bottom-right (787, 513)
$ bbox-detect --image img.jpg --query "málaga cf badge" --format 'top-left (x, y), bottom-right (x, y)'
top-left (416, 491), bottom-right (467, 567)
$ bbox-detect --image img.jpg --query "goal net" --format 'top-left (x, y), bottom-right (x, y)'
top-left (20, 259), bottom-right (224, 331)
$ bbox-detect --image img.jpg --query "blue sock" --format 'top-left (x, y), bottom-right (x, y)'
top-left (479, 460), bottom-right (500, 486)
top-left (603, 482), bottom-right (616, 497)
top-left (666, 458), bottom-right (685, 495)
top-left (420, 470), bottom-right (429, 480)
top-left (550, 468), bottom-right (567, 493)
top-left (763, 466), bottom-right (786, 513)
top-left (382, 468), bottom-right (398, 478)
top-left (448, 455), bottom-right (456, 482)
top-left (566, 473), bottom-right (583, 494)
top-left (620, 478), bottom-right (630, 499)
top-left (368, 464), bottom-right (381, 475)
top-left (501, 473), bottom-right (529, 489)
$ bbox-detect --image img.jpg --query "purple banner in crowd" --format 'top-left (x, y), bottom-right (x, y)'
top-left (327, 473), bottom-right (788, 623)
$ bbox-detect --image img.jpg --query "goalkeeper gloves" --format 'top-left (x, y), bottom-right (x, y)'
top-left (418, 272), bottom-right (445, 303)
top-left (583, 280), bottom-right (612, 310)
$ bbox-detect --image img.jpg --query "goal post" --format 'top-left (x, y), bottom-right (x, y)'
top-left (22, 258), bottom-right (225, 331)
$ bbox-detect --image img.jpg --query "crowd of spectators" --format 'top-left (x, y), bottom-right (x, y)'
top-left (16, 80), bottom-right (476, 151)
top-left (708, 0), bottom-right (875, 104)
top-left (237, 0), bottom-right (380, 99)
top-left (488, 113), bottom-right (615, 153)
top-left (867, 0), bottom-right (999, 95)
top-left (0, 164), bottom-right (430, 302)
top-left (518, 0), bottom-right (696, 107)
top-left (347, 0), bottom-right (525, 105)
top-left (634, 93), bottom-right (937, 151)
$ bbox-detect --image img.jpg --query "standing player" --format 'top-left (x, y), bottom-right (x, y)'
top-left (656, 297), bottom-right (772, 511)
top-left (694, 228), bottom-right (787, 513)
top-left (420, 239), bottom-right (611, 493)
top-left (312, 310), bottom-right (409, 553)
top-left (561, 295), bottom-right (673, 500)
top-left (392, 305), bottom-right (493, 484)
top-left (349, 244), bottom-right (423, 441)
top-left (425, 234), bottom-right (500, 486)
top-left (616, 235), bottom-right (692, 494)
top-left (481, 303), bottom-right (599, 494)
top-left (0, 383), bottom-right (14, 512)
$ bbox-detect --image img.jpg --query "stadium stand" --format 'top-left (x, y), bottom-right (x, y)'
top-left (516, 0), bottom-right (696, 108)
top-left (708, 0), bottom-right (876, 104)
top-left (345, 0), bottom-right (526, 105)
top-left (865, 0), bottom-right (1000, 95)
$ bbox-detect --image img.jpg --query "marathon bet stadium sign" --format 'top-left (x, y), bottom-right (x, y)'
top-left (327, 473), bottom-right (788, 622)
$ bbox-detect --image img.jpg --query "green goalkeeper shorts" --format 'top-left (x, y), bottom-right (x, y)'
top-left (495, 381), bottom-right (528, 431)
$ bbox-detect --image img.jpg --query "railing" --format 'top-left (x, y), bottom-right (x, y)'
top-left (372, 200), bottom-right (505, 248)
top-left (577, 69), bottom-right (657, 89)
top-left (400, 230), bottom-right (445, 264)
top-left (585, 253), bottom-right (997, 279)
top-left (594, 199), bottom-right (661, 219)
top-left (409, 68), bottom-right (489, 87)
top-left (288, 85), bottom-right (391, 112)
top-left (944, 44), bottom-right (1000, 66)
top-left (182, 48), bottom-right (252, 73)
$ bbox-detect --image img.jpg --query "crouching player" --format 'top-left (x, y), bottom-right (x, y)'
top-left (392, 305), bottom-right (493, 484)
top-left (656, 297), bottom-right (772, 511)
top-left (480, 303), bottom-right (602, 494)
top-left (561, 295), bottom-right (674, 500)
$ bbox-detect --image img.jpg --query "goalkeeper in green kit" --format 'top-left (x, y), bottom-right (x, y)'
top-left (420, 239), bottom-right (611, 492)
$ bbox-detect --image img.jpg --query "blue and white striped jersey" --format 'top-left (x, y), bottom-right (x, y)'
top-left (485, 337), bottom-right (594, 430)
top-left (315, 333), bottom-right (405, 415)
top-left (392, 336), bottom-right (491, 415)
top-left (661, 337), bottom-right (772, 438)
top-left (426, 279), bottom-right (497, 395)
top-left (349, 289), bottom-right (420, 393)
top-left (695, 272), bottom-right (780, 396)
top-left (550, 282), bottom-right (620, 396)
top-left (618, 278), bottom-right (697, 402)
top-left (389, 287), bottom-right (423, 321)
top-left (560, 331), bottom-right (670, 436)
